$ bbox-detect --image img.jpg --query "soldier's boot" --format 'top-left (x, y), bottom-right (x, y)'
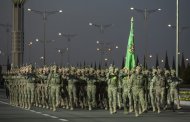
top-left (66, 105), bottom-right (69, 109)
top-left (135, 112), bottom-right (139, 117)
top-left (139, 106), bottom-right (142, 114)
top-left (36, 103), bottom-right (38, 107)
top-left (52, 103), bottom-right (56, 111)
top-left (157, 107), bottom-right (161, 114)
top-left (89, 105), bottom-right (92, 111)
top-left (70, 104), bottom-right (74, 110)
top-left (109, 107), bottom-right (113, 114)
top-left (25, 103), bottom-right (28, 109)
top-left (163, 104), bottom-right (168, 110)
top-left (124, 106), bottom-right (128, 114)
top-left (129, 106), bottom-right (133, 113)
top-left (177, 106), bottom-right (182, 110)
top-left (153, 106), bottom-right (156, 112)
top-left (70, 107), bottom-right (74, 110)
top-left (113, 107), bottom-right (117, 114)
top-left (177, 101), bottom-right (182, 109)
top-left (53, 107), bottom-right (56, 112)
top-left (28, 103), bottom-right (31, 110)
top-left (171, 102), bottom-right (175, 112)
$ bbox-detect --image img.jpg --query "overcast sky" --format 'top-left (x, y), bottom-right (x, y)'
top-left (0, 0), bottom-right (190, 68)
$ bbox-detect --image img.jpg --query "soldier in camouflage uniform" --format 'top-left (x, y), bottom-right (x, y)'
top-left (48, 65), bottom-right (61, 111)
top-left (67, 67), bottom-right (78, 110)
top-left (130, 66), bottom-right (146, 117)
top-left (26, 65), bottom-right (36, 109)
top-left (107, 65), bottom-right (118, 114)
top-left (86, 68), bottom-right (97, 110)
top-left (121, 68), bottom-right (133, 114)
top-left (152, 68), bottom-right (167, 113)
top-left (60, 68), bottom-right (69, 109)
top-left (167, 69), bottom-right (182, 111)
top-left (149, 69), bottom-right (156, 112)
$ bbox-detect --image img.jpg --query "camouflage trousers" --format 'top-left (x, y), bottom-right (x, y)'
top-left (108, 86), bottom-right (117, 114)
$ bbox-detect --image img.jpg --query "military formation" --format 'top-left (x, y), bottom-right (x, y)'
top-left (3, 64), bottom-right (182, 116)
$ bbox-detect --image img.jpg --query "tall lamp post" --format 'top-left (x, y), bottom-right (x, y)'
top-left (89, 22), bottom-right (113, 34)
top-left (58, 33), bottom-right (76, 66)
top-left (130, 7), bottom-right (161, 68)
top-left (27, 41), bottom-right (33, 64)
top-left (168, 24), bottom-right (189, 76)
top-left (28, 8), bottom-right (62, 65)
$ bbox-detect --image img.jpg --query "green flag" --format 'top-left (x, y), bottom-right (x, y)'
top-left (125, 17), bottom-right (136, 70)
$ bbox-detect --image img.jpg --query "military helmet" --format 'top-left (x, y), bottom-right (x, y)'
top-left (152, 68), bottom-right (157, 75)
top-left (165, 70), bottom-right (170, 76)
top-left (171, 69), bottom-right (176, 75)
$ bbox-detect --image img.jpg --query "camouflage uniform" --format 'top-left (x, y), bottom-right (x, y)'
top-left (48, 65), bottom-right (61, 111)
top-left (167, 70), bottom-right (182, 111)
top-left (131, 66), bottom-right (146, 117)
top-left (121, 68), bottom-right (133, 114)
top-left (107, 66), bottom-right (118, 114)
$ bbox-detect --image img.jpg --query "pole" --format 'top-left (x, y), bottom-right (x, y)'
top-left (67, 38), bottom-right (71, 66)
top-left (144, 9), bottom-right (148, 69)
top-left (43, 12), bottom-right (46, 65)
top-left (176, 0), bottom-right (179, 77)
top-left (29, 45), bottom-right (31, 63)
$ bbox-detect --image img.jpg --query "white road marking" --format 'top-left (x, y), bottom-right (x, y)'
top-left (0, 100), bottom-right (9, 105)
top-left (0, 100), bottom-right (68, 121)
top-left (59, 119), bottom-right (69, 121)
top-left (49, 115), bottom-right (58, 119)
top-left (42, 113), bottom-right (51, 116)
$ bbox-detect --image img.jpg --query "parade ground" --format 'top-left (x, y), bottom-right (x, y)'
top-left (0, 89), bottom-right (190, 122)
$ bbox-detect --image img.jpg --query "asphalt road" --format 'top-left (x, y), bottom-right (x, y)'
top-left (0, 88), bottom-right (190, 122)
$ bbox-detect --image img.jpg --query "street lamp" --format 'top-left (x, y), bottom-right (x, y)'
top-left (130, 7), bottom-right (161, 68)
top-left (27, 8), bottom-right (62, 65)
top-left (58, 32), bottom-right (76, 66)
top-left (168, 24), bottom-right (190, 33)
top-left (28, 41), bottom-right (33, 63)
top-left (168, 23), bottom-right (190, 76)
top-left (89, 22), bottom-right (113, 33)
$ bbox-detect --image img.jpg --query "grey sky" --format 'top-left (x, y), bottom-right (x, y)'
top-left (0, 0), bottom-right (190, 68)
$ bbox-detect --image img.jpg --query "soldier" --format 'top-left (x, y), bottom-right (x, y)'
top-left (35, 68), bottom-right (43, 107)
top-left (26, 65), bottom-right (36, 109)
top-left (164, 70), bottom-right (171, 110)
top-left (152, 68), bottom-right (167, 113)
top-left (149, 69), bottom-right (156, 112)
top-left (130, 66), bottom-right (146, 117)
top-left (48, 65), bottom-right (61, 111)
top-left (117, 68), bottom-right (123, 110)
top-left (39, 67), bottom-right (49, 109)
top-left (86, 68), bottom-right (97, 110)
top-left (122, 68), bottom-right (133, 114)
top-left (167, 69), bottom-right (182, 111)
top-left (60, 68), bottom-right (69, 109)
top-left (67, 67), bottom-right (78, 110)
top-left (107, 65), bottom-right (118, 114)
top-left (77, 68), bottom-right (87, 109)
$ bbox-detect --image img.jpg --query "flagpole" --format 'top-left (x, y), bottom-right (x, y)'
top-left (176, 0), bottom-right (179, 77)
